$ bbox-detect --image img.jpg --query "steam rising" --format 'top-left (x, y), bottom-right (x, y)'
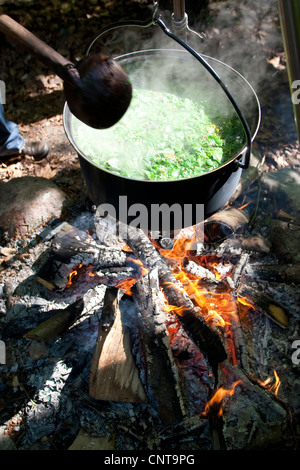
top-left (71, 1), bottom-right (275, 177)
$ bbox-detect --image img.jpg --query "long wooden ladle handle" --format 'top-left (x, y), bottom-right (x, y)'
top-left (0, 14), bottom-right (79, 85)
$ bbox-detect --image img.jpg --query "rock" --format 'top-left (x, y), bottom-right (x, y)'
top-left (269, 219), bottom-right (300, 263)
top-left (29, 341), bottom-right (48, 361)
top-left (0, 177), bottom-right (68, 238)
top-left (262, 168), bottom-right (300, 213)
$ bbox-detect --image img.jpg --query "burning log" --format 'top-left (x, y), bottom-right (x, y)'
top-left (24, 298), bottom-right (84, 343)
top-left (245, 263), bottom-right (300, 284)
top-left (215, 362), bottom-right (293, 450)
top-left (36, 226), bottom-right (127, 290)
top-left (217, 234), bottom-right (271, 256)
top-left (95, 213), bottom-right (227, 369)
top-left (89, 287), bottom-right (147, 403)
top-left (131, 268), bottom-right (187, 425)
top-left (204, 207), bottom-right (250, 244)
top-left (237, 283), bottom-right (289, 328)
top-left (182, 259), bottom-right (216, 281)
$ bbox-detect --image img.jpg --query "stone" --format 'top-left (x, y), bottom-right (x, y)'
top-left (269, 219), bottom-right (300, 263)
top-left (29, 341), bottom-right (48, 361)
top-left (262, 168), bottom-right (300, 213)
top-left (0, 176), bottom-right (68, 237)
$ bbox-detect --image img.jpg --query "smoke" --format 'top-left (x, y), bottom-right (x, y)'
top-left (188, 1), bottom-right (285, 98)
top-left (110, 0), bottom-right (284, 107)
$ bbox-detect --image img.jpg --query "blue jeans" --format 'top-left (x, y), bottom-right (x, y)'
top-left (0, 103), bottom-right (24, 152)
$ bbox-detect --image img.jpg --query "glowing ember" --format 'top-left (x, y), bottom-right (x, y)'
top-left (203, 380), bottom-right (242, 417)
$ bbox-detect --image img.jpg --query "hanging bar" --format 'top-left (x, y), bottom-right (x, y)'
top-left (173, 0), bottom-right (186, 22)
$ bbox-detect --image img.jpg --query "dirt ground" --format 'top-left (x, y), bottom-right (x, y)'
top-left (0, 0), bottom-right (299, 203)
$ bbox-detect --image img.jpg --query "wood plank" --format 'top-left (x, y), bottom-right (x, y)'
top-left (89, 287), bottom-right (147, 403)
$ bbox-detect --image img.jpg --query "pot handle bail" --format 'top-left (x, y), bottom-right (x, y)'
top-left (155, 17), bottom-right (252, 170)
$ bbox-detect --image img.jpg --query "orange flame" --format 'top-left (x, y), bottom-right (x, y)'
top-left (122, 244), bottom-right (133, 253)
top-left (66, 264), bottom-right (83, 287)
top-left (115, 278), bottom-right (136, 295)
top-left (158, 234), bottom-right (196, 261)
top-left (158, 235), bottom-right (240, 353)
top-left (238, 201), bottom-right (253, 210)
top-left (164, 301), bottom-right (187, 317)
top-left (116, 257), bottom-right (149, 295)
top-left (238, 296), bottom-right (254, 308)
top-left (203, 380), bottom-right (241, 417)
top-left (212, 262), bottom-right (222, 280)
top-left (127, 256), bottom-right (149, 277)
top-left (258, 370), bottom-right (281, 396)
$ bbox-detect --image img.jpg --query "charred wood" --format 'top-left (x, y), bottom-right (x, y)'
top-left (237, 283), bottom-right (289, 328)
top-left (231, 253), bottom-right (250, 287)
top-left (131, 269), bottom-right (186, 425)
top-left (182, 259), bottom-right (216, 281)
top-left (217, 361), bottom-right (294, 450)
top-left (204, 208), bottom-right (250, 244)
top-left (216, 235), bottom-right (271, 256)
top-left (245, 263), bottom-right (300, 284)
top-left (89, 287), bottom-right (147, 403)
top-left (96, 214), bottom-right (227, 368)
top-left (36, 227), bottom-right (127, 290)
top-left (24, 298), bottom-right (84, 343)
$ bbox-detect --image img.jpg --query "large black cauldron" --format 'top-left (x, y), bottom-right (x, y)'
top-left (63, 49), bottom-right (261, 228)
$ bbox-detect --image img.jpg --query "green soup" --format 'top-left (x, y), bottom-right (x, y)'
top-left (72, 89), bottom-right (245, 181)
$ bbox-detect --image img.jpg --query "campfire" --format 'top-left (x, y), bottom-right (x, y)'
top-left (1, 160), bottom-right (298, 451)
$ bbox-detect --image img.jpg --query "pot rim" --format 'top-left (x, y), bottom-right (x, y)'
top-left (63, 48), bottom-right (261, 184)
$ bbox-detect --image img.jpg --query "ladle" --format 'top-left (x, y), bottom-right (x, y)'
top-left (0, 14), bottom-right (132, 129)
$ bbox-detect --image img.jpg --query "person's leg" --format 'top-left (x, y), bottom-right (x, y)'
top-left (0, 103), bottom-right (49, 159)
top-left (0, 103), bottom-right (24, 152)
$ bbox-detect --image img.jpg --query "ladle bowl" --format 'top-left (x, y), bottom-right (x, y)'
top-left (0, 15), bottom-right (132, 129)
